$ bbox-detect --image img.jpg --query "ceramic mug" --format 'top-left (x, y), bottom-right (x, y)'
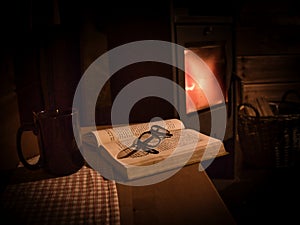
top-left (16, 108), bottom-right (84, 176)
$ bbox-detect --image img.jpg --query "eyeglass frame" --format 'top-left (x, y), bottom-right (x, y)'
top-left (117, 125), bottom-right (173, 159)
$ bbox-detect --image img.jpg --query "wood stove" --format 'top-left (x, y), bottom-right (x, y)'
top-left (171, 9), bottom-right (236, 178)
top-left (172, 14), bottom-right (234, 136)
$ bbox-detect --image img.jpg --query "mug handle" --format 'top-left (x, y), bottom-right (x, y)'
top-left (16, 123), bottom-right (42, 170)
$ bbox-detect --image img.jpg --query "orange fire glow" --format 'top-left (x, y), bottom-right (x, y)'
top-left (184, 48), bottom-right (225, 114)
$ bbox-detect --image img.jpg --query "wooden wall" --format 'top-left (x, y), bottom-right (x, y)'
top-left (1, 0), bottom-right (300, 171)
top-left (234, 0), bottom-right (300, 172)
top-left (0, 52), bottom-right (21, 170)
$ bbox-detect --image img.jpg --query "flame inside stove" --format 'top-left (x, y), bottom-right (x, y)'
top-left (184, 47), bottom-right (226, 114)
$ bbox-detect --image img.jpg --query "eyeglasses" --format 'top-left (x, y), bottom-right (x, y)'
top-left (117, 125), bottom-right (173, 159)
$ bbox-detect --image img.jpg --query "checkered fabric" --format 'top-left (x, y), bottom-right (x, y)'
top-left (1, 166), bottom-right (120, 225)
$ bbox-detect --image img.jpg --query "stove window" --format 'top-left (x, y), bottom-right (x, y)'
top-left (184, 42), bottom-right (227, 114)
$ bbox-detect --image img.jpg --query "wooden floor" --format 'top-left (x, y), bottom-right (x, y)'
top-left (213, 167), bottom-right (300, 225)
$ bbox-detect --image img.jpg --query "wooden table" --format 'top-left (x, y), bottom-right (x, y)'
top-left (81, 125), bottom-right (236, 225)
top-left (116, 163), bottom-right (236, 225)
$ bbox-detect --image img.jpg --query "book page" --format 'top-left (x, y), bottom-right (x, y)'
top-left (101, 128), bottom-right (226, 167)
top-left (83, 124), bottom-right (228, 180)
top-left (119, 129), bottom-right (200, 165)
top-left (86, 118), bottom-right (185, 147)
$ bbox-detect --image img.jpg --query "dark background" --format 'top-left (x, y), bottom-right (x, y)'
top-left (1, 1), bottom-right (300, 224)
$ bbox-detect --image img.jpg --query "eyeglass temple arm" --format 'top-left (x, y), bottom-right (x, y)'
top-left (150, 125), bottom-right (173, 137)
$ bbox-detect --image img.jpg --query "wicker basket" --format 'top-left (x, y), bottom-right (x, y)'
top-left (238, 90), bottom-right (300, 169)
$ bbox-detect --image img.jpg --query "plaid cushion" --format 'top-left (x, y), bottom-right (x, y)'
top-left (1, 166), bottom-right (120, 225)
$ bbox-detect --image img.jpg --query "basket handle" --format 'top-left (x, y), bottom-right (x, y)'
top-left (237, 103), bottom-right (260, 118)
top-left (281, 89), bottom-right (300, 103)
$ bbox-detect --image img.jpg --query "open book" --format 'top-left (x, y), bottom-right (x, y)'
top-left (82, 118), bottom-right (228, 181)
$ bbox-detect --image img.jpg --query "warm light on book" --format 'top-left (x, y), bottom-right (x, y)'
top-left (81, 118), bottom-right (228, 181)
